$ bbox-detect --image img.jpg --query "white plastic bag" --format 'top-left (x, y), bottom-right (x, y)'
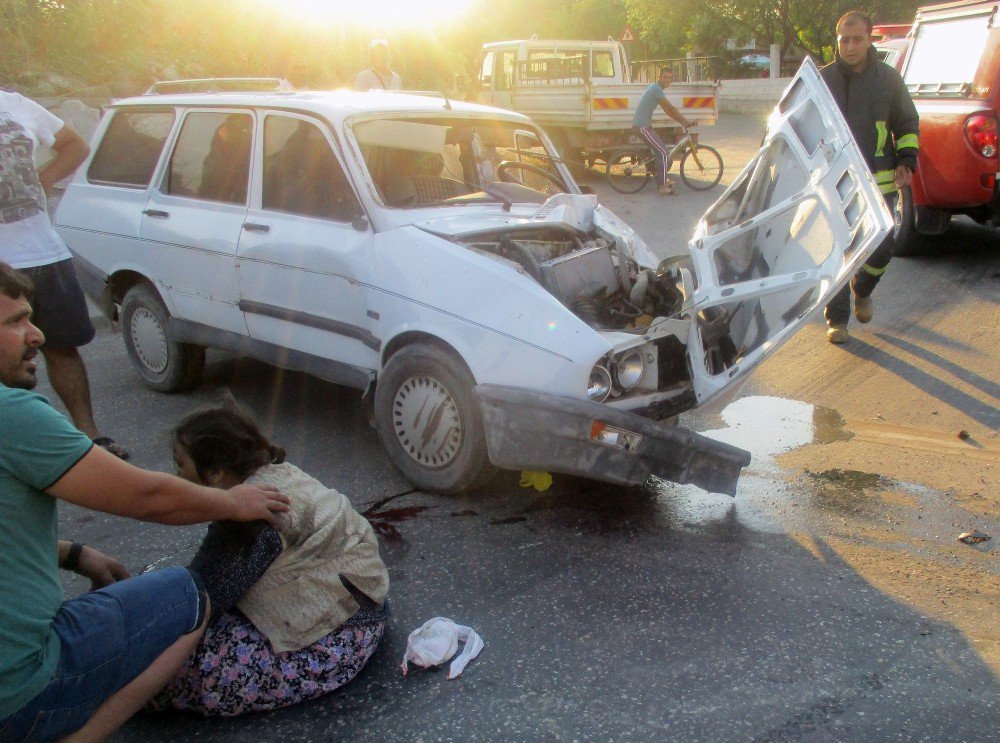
top-left (401, 617), bottom-right (484, 679)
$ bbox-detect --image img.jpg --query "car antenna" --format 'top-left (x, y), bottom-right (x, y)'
top-left (393, 90), bottom-right (452, 110)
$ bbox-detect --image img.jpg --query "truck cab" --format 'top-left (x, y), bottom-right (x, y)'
top-left (477, 39), bottom-right (631, 108)
top-left (900, 0), bottom-right (1000, 245)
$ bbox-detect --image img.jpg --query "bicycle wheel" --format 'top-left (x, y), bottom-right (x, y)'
top-left (606, 150), bottom-right (653, 193)
top-left (680, 144), bottom-right (724, 190)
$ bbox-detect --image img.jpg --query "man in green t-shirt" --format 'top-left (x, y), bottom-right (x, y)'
top-left (0, 262), bottom-right (290, 741)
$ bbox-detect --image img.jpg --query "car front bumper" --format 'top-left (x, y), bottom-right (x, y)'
top-left (476, 384), bottom-right (751, 496)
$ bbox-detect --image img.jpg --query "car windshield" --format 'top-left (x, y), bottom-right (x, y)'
top-left (350, 116), bottom-right (570, 209)
top-left (904, 14), bottom-right (991, 90)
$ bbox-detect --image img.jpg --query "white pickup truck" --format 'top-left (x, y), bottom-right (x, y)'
top-left (474, 39), bottom-right (718, 166)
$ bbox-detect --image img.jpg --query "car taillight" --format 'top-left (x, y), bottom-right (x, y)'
top-left (965, 114), bottom-right (998, 157)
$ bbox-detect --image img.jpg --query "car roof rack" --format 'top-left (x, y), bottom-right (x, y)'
top-left (145, 77), bottom-right (295, 95)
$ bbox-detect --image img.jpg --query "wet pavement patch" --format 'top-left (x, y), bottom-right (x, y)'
top-left (805, 468), bottom-right (891, 491)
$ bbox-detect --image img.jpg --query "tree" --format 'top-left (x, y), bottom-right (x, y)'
top-left (623, 0), bottom-right (921, 60)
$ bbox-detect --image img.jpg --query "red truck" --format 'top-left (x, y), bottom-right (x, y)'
top-left (897, 0), bottom-right (1000, 252)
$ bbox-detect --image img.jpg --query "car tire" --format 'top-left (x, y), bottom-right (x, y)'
top-left (374, 343), bottom-right (496, 495)
top-left (892, 185), bottom-right (921, 256)
top-left (121, 282), bottom-right (205, 392)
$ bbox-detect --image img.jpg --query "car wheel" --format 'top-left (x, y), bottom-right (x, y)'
top-left (121, 282), bottom-right (205, 392)
top-left (374, 344), bottom-right (496, 494)
top-left (891, 185), bottom-right (921, 256)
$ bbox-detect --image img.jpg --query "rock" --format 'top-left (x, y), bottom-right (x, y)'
top-left (957, 530), bottom-right (991, 544)
top-left (32, 80), bottom-right (56, 97)
top-left (52, 100), bottom-right (100, 142)
top-left (43, 73), bottom-right (78, 93)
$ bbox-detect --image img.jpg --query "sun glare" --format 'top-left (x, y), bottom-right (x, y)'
top-left (256, 0), bottom-right (474, 28)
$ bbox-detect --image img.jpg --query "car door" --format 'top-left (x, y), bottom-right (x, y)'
top-left (681, 57), bottom-right (894, 406)
top-left (139, 108), bottom-right (252, 335)
top-left (236, 112), bottom-right (377, 386)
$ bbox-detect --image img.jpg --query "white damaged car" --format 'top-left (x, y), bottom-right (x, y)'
top-left (56, 61), bottom-right (891, 495)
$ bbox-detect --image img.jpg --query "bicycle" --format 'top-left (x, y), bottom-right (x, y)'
top-left (606, 128), bottom-right (724, 194)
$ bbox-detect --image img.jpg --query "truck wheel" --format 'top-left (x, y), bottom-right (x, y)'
top-left (607, 150), bottom-right (652, 193)
top-left (891, 185), bottom-right (922, 256)
top-left (374, 344), bottom-right (496, 494)
top-left (121, 283), bottom-right (204, 392)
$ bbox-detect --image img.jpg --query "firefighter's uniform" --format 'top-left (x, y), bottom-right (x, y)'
top-left (821, 46), bottom-right (919, 326)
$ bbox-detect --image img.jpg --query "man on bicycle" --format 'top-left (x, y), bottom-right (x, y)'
top-left (633, 66), bottom-right (695, 196)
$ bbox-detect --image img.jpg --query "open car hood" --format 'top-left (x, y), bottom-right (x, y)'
top-left (681, 57), bottom-right (893, 405)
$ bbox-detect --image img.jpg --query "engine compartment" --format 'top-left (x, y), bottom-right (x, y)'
top-left (459, 225), bottom-right (685, 331)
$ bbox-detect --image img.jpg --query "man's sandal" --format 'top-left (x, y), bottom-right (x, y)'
top-left (92, 436), bottom-right (130, 460)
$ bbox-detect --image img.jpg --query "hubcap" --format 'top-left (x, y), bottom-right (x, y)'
top-left (130, 307), bottom-right (169, 374)
top-left (391, 374), bottom-right (463, 469)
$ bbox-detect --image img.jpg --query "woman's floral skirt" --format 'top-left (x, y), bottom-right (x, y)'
top-left (147, 609), bottom-right (385, 716)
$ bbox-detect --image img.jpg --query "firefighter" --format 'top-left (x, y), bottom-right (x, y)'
top-left (821, 10), bottom-right (919, 343)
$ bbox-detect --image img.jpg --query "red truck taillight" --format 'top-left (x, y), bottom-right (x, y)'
top-left (965, 114), bottom-right (998, 157)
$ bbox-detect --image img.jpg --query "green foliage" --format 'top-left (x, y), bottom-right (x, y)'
top-left (0, 0), bottom-right (923, 97)
top-left (624, 0), bottom-right (922, 59)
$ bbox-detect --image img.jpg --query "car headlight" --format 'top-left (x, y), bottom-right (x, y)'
top-left (587, 365), bottom-right (612, 402)
top-left (614, 350), bottom-right (644, 391)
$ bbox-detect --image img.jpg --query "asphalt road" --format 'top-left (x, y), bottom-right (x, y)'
top-left (40, 112), bottom-right (998, 741)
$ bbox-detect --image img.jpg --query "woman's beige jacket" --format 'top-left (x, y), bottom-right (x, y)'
top-left (237, 463), bottom-right (389, 653)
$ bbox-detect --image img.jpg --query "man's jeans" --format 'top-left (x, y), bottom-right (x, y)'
top-left (0, 567), bottom-right (204, 742)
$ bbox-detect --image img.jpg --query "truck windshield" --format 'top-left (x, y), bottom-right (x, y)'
top-left (904, 14), bottom-right (991, 91)
top-left (351, 116), bottom-right (570, 209)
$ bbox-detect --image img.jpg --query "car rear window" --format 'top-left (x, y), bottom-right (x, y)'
top-left (905, 14), bottom-right (991, 91)
top-left (88, 109), bottom-right (174, 188)
top-left (167, 111), bottom-right (252, 204)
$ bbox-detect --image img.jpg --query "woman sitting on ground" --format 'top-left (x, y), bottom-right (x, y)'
top-left (148, 404), bottom-right (389, 716)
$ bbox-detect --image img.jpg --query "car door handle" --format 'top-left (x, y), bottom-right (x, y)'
top-left (243, 222), bottom-right (270, 233)
top-left (141, 208), bottom-right (169, 218)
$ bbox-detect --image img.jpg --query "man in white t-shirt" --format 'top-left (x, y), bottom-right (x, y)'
top-left (355, 39), bottom-right (403, 91)
top-left (0, 91), bottom-right (127, 458)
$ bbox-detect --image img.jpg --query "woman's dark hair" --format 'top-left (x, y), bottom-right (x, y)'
top-left (173, 400), bottom-right (285, 482)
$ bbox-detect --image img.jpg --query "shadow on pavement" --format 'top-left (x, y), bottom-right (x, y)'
top-left (840, 338), bottom-right (1000, 430)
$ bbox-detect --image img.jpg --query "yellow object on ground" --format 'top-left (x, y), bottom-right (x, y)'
top-left (519, 470), bottom-right (553, 492)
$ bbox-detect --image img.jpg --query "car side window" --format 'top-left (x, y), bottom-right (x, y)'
top-left (167, 112), bottom-right (252, 204)
top-left (88, 109), bottom-right (175, 188)
top-left (262, 116), bottom-right (360, 222)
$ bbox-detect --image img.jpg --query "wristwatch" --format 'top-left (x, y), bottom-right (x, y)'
top-left (63, 542), bottom-right (85, 571)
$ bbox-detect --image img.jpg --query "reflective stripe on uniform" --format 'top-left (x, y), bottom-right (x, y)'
top-left (875, 121), bottom-right (888, 157)
top-left (896, 133), bottom-right (919, 150)
top-left (862, 263), bottom-right (888, 277)
top-left (874, 169), bottom-right (897, 194)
